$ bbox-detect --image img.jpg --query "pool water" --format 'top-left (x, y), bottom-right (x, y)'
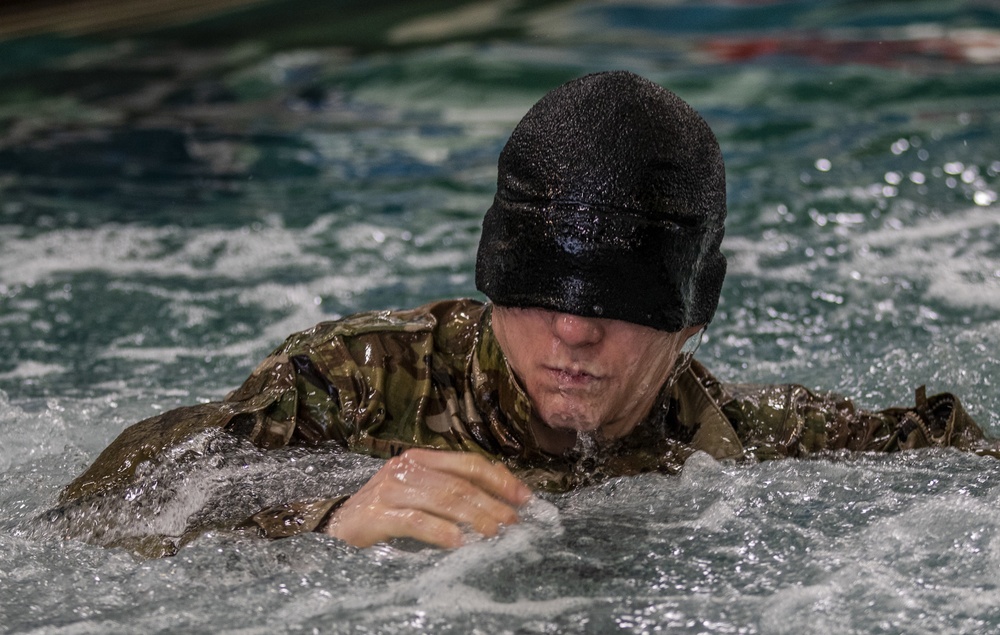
top-left (2, 0), bottom-right (1000, 632)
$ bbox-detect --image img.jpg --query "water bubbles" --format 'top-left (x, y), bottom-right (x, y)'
top-left (815, 158), bottom-right (832, 172)
top-left (878, 171), bottom-right (903, 196)
top-left (908, 172), bottom-right (926, 185)
top-left (973, 190), bottom-right (997, 206)
top-left (884, 171), bottom-right (903, 185)
top-left (890, 138), bottom-right (910, 155)
top-left (944, 161), bottom-right (965, 175)
top-left (811, 290), bottom-right (845, 304)
top-left (808, 209), bottom-right (827, 227)
top-left (918, 305), bottom-right (941, 322)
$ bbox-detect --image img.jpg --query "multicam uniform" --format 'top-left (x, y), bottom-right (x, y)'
top-left (58, 299), bottom-right (993, 557)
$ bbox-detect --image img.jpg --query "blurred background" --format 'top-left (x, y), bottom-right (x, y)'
top-left (1, 3), bottom-right (1000, 632)
top-left (2, 0), bottom-right (997, 408)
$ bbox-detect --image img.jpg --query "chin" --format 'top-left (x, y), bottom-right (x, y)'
top-left (538, 407), bottom-right (602, 433)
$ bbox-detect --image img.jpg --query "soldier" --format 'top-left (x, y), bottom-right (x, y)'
top-left (55, 71), bottom-right (995, 557)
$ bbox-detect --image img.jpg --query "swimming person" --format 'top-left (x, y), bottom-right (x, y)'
top-left (53, 71), bottom-right (997, 557)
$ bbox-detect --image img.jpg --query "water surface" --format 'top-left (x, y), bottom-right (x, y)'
top-left (2, 1), bottom-right (999, 633)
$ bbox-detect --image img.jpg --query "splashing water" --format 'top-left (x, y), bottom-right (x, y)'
top-left (2, 0), bottom-right (1000, 633)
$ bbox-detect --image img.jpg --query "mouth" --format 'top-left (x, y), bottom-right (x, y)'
top-left (545, 366), bottom-right (602, 387)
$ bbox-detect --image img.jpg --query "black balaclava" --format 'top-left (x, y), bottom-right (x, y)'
top-left (475, 70), bottom-right (727, 332)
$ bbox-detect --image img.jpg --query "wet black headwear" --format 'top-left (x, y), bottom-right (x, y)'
top-left (475, 70), bottom-right (727, 332)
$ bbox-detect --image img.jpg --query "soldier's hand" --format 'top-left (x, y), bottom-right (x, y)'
top-left (323, 448), bottom-right (533, 548)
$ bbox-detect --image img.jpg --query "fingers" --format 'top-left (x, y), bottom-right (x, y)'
top-left (365, 508), bottom-right (466, 549)
top-left (324, 449), bottom-right (532, 549)
top-left (379, 458), bottom-right (519, 536)
top-left (393, 448), bottom-right (533, 506)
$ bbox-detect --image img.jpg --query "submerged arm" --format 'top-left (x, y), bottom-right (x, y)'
top-left (718, 381), bottom-right (993, 460)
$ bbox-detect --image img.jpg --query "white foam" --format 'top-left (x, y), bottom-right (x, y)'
top-left (0, 214), bottom-right (447, 366)
top-left (722, 206), bottom-right (1000, 310)
top-left (0, 218), bottom-right (328, 287)
top-left (240, 495), bottom-right (582, 630)
top-left (0, 361), bottom-right (66, 380)
top-left (846, 207), bottom-right (1000, 309)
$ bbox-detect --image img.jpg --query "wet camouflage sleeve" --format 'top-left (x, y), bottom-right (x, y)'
top-left (712, 379), bottom-right (995, 461)
top-left (55, 300), bottom-right (490, 555)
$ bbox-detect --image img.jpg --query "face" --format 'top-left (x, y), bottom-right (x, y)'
top-left (491, 305), bottom-right (701, 443)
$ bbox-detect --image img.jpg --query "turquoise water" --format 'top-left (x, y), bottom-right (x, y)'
top-left (2, 1), bottom-right (1000, 632)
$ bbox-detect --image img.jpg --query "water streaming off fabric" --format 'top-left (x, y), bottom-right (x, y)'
top-left (1, 1), bottom-right (999, 633)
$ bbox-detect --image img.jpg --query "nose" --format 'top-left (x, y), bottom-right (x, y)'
top-left (551, 313), bottom-right (604, 348)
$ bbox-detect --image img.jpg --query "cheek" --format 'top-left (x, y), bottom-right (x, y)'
top-left (499, 327), bottom-right (551, 382)
top-left (614, 334), bottom-right (677, 377)
top-left (509, 333), bottom-right (543, 367)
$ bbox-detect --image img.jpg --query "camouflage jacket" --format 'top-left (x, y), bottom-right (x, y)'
top-left (57, 298), bottom-right (993, 557)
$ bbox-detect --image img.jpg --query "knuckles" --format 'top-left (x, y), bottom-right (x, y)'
top-left (383, 452), bottom-right (422, 483)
